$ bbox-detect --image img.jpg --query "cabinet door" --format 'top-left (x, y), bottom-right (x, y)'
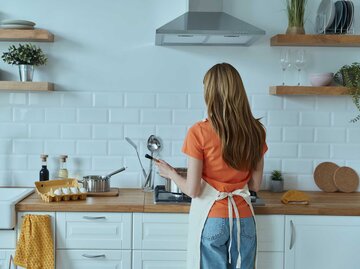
top-left (0, 250), bottom-right (13, 269)
top-left (133, 213), bottom-right (188, 250)
top-left (56, 250), bottom-right (131, 269)
top-left (256, 215), bottom-right (285, 252)
top-left (257, 252), bottom-right (284, 269)
top-left (57, 212), bottom-right (132, 249)
top-left (0, 230), bottom-right (15, 249)
top-left (132, 250), bottom-right (186, 269)
top-left (285, 215), bottom-right (360, 269)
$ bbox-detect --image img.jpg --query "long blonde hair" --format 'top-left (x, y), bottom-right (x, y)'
top-left (203, 63), bottom-right (265, 171)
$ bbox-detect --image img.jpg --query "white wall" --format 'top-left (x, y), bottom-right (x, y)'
top-left (0, 0), bottom-right (359, 191)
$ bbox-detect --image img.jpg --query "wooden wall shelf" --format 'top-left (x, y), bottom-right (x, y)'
top-left (0, 81), bottom-right (54, 91)
top-left (270, 34), bottom-right (360, 47)
top-left (269, 86), bottom-right (349, 95)
top-left (0, 29), bottom-right (54, 42)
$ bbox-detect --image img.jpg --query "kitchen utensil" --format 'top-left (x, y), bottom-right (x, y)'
top-left (309, 73), bottom-right (333, 86)
top-left (143, 135), bottom-right (162, 191)
top-left (125, 137), bottom-right (147, 181)
top-left (314, 162), bottom-right (339, 192)
top-left (162, 168), bottom-right (187, 193)
top-left (333, 166), bottom-right (359, 192)
top-left (87, 188), bottom-right (119, 197)
top-left (145, 153), bottom-right (159, 163)
top-left (81, 167), bottom-right (126, 192)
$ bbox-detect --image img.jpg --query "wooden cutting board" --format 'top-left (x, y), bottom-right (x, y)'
top-left (333, 166), bottom-right (359, 193)
top-left (87, 188), bottom-right (119, 197)
top-left (313, 162), bottom-right (339, 192)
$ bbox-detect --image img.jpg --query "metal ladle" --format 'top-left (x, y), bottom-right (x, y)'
top-left (143, 135), bottom-right (162, 191)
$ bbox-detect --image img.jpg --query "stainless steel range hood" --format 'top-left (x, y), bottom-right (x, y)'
top-left (155, 0), bottom-right (265, 46)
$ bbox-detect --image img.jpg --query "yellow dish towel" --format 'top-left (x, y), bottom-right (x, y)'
top-left (14, 215), bottom-right (54, 269)
top-left (281, 190), bottom-right (310, 205)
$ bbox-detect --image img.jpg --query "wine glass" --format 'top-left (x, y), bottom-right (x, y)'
top-left (280, 49), bottom-right (291, 86)
top-left (294, 49), bottom-right (306, 86)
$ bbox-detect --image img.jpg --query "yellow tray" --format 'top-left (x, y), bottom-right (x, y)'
top-left (35, 178), bottom-right (87, 202)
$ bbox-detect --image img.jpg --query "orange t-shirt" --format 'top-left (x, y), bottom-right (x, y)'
top-left (182, 119), bottom-right (268, 218)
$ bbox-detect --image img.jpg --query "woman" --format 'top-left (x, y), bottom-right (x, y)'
top-left (155, 63), bottom-right (267, 269)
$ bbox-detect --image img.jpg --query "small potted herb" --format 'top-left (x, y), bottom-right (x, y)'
top-left (270, 170), bottom-right (284, 192)
top-left (286, 0), bottom-right (307, 35)
top-left (334, 62), bottom-right (360, 123)
top-left (2, 43), bottom-right (47, 82)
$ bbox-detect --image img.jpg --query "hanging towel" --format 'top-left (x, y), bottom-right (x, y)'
top-left (281, 190), bottom-right (310, 205)
top-left (14, 215), bottom-right (54, 269)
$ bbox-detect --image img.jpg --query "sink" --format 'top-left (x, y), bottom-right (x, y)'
top-left (0, 188), bottom-right (34, 229)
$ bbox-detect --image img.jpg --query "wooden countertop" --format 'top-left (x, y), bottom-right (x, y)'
top-left (16, 189), bottom-right (360, 216)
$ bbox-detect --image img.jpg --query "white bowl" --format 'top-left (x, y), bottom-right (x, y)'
top-left (309, 73), bottom-right (334, 86)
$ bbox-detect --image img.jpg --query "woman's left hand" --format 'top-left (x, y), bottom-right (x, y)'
top-left (155, 159), bottom-right (176, 179)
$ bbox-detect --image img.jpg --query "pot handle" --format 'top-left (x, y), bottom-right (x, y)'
top-left (103, 166), bottom-right (127, 179)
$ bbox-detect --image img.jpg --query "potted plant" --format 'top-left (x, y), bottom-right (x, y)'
top-left (270, 170), bottom-right (284, 192)
top-left (2, 43), bottom-right (47, 82)
top-left (334, 62), bottom-right (360, 123)
top-left (286, 0), bottom-right (307, 35)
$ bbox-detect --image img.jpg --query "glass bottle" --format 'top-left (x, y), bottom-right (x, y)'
top-left (39, 154), bottom-right (49, 181)
top-left (58, 155), bottom-right (69, 179)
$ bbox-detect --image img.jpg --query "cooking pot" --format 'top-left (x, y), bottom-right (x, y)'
top-left (164, 168), bottom-right (187, 193)
top-left (80, 167), bottom-right (126, 192)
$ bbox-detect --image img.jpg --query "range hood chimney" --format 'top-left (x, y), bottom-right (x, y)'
top-left (155, 0), bottom-right (265, 46)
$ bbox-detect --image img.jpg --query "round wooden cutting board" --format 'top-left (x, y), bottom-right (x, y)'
top-left (333, 166), bottom-right (359, 193)
top-left (313, 162), bottom-right (339, 192)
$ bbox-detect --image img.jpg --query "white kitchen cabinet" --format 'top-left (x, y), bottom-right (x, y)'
top-left (56, 212), bottom-right (132, 250)
top-left (285, 215), bottom-right (360, 269)
top-left (0, 250), bottom-right (13, 269)
top-left (132, 250), bottom-right (186, 269)
top-left (257, 252), bottom-right (284, 269)
top-left (133, 213), bottom-right (188, 250)
top-left (56, 250), bottom-right (131, 269)
top-left (0, 230), bottom-right (15, 249)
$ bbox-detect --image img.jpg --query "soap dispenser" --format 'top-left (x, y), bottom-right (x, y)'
top-left (39, 154), bottom-right (49, 181)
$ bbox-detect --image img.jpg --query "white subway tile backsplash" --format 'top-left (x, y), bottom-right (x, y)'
top-left (299, 144), bottom-right (330, 159)
top-left (77, 140), bottom-right (107, 155)
top-left (109, 140), bottom-right (137, 156)
top-left (332, 112), bottom-right (358, 126)
top-left (9, 93), bottom-right (27, 105)
top-left (300, 111), bottom-right (330, 126)
top-left (284, 97), bottom-right (316, 110)
top-left (266, 143), bottom-right (298, 158)
top-left (92, 156), bottom-right (123, 170)
top-left (29, 124), bottom-right (60, 138)
top-left (188, 93), bottom-right (205, 109)
top-left (315, 128), bottom-right (346, 143)
top-left (110, 108), bottom-right (139, 123)
top-left (0, 123), bottom-right (28, 138)
top-left (157, 93), bottom-right (187, 108)
top-left (45, 108), bottom-right (77, 123)
top-left (29, 92), bottom-right (62, 107)
top-left (124, 125), bottom-right (156, 139)
top-left (156, 125), bottom-right (187, 140)
top-left (62, 93), bottom-right (92, 107)
top-left (0, 155), bottom-right (27, 170)
top-left (252, 95), bottom-right (283, 110)
top-left (0, 93), bottom-right (10, 105)
top-left (0, 139), bottom-right (12, 154)
top-left (297, 175), bottom-right (320, 191)
top-left (13, 170), bottom-right (37, 186)
top-left (282, 159), bottom-right (313, 174)
top-left (316, 96), bottom-right (347, 111)
top-left (61, 124), bottom-right (92, 139)
top-left (45, 140), bottom-right (76, 155)
top-left (332, 144), bottom-right (360, 159)
top-left (347, 128), bottom-right (360, 143)
top-left (173, 110), bottom-right (204, 125)
top-left (264, 159), bottom-right (281, 172)
top-left (13, 140), bottom-right (43, 154)
top-left (171, 141), bottom-right (185, 156)
top-left (111, 172), bottom-right (141, 188)
top-left (125, 93), bottom-right (155, 108)
top-left (93, 124), bottom-right (123, 139)
top-left (124, 157), bottom-right (144, 172)
top-left (268, 111), bottom-right (299, 126)
top-left (0, 108), bottom-right (12, 122)
top-left (14, 108), bottom-right (44, 122)
top-left (78, 109), bottom-right (108, 123)
top-left (93, 93), bottom-right (123, 107)
top-left (283, 127), bottom-right (314, 142)
top-left (141, 109), bottom-right (172, 124)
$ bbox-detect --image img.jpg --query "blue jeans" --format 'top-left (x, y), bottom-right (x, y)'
top-left (200, 217), bottom-right (256, 269)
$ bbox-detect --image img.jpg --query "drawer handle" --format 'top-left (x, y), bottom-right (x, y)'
top-left (289, 220), bottom-right (296, 250)
top-left (82, 254), bottom-right (106, 259)
top-left (82, 216), bottom-right (106, 220)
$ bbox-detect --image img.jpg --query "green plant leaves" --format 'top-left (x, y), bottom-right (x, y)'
top-left (1, 43), bottom-right (47, 66)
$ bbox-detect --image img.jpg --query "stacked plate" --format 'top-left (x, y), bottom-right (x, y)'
top-left (315, 0), bottom-right (354, 34)
top-left (0, 20), bottom-right (36, 30)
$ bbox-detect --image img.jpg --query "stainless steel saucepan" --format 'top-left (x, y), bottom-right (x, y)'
top-left (80, 167), bottom-right (127, 192)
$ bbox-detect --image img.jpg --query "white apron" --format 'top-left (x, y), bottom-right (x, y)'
top-left (186, 180), bottom-right (256, 269)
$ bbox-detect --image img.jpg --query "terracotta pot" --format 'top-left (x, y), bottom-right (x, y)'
top-left (286, 26), bottom-right (305, 35)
